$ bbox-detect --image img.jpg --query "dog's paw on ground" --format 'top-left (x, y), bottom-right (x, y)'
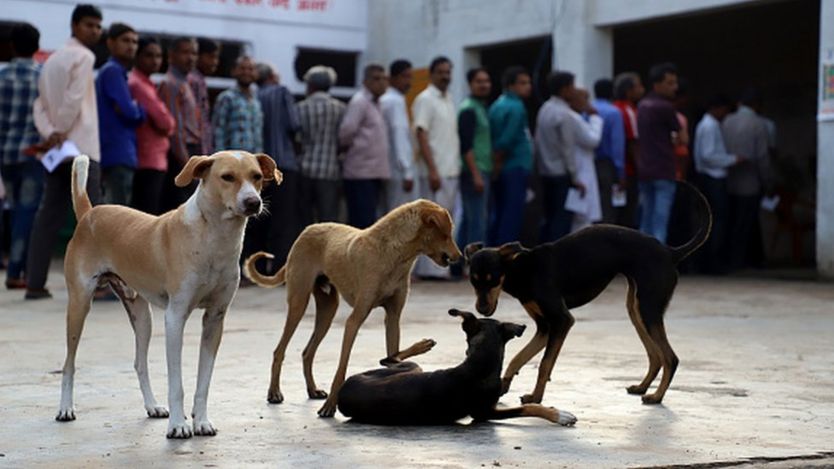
top-left (318, 400), bottom-right (337, 418)
top-left (410, 338), bottom-right (437, 355)
top-left (55, 407), bottom-right (76, 421)
top-left (626, 384), bottom-right (648, 395)
top-left (146, 405), bottom-right (169, 418)
top-left (308, 389), bottom-right (328, 399)
top-left (556, 409), bottom-right (577, 426)
top-left (641, 394), bottom-right (663, 405)
top-left (267, 390), bottom-right (284, 404)
top-left (166, 421), bottom-right (193, 439)
top-left (193, 420), bottom-right (217, 436)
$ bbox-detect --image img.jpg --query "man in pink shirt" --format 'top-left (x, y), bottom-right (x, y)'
top-left (338, 64), bottom-right (390, 228)
top-left (26, 4), bottom-right (103, 300)
top-left (129, 36), bottom-right (175, 215)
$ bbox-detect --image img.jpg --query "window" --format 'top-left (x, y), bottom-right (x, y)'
top-left (294, 47), bottom-right (358, 88)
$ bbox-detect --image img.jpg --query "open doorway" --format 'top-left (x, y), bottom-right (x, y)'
top-left (613, 0), bottom-right (820, 266)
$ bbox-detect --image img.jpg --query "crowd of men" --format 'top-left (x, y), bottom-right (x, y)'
top-left (0, 4), bottom-right (775, 299)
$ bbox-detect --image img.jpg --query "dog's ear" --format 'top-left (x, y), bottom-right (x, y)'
top-left (448, 308), bottom-right (479, 334)
top-left (498, 241), bottom-right (525, 262)
top-left (174, 155), bottom-right (213, 187)
top-left (421, 207), bottom-right (449, 232)
top-left (254, 153), bottom-right (283, 185)
top-left (464, 242), bottom-right (484, 262)
top-left (501, 322), bottom-right (526, 341)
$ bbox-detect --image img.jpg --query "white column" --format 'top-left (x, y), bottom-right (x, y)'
top-left (817, 0), bottom-right (834, 278)
top-left (552, 0), bottom-right (613, 88)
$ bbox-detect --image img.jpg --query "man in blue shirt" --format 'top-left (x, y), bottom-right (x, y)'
top-left (96, 22), bottom-right (145, 205)
top-left (487, 66), bottom-right (532, 246)
top-left (592, 78), bottom-right (626, 224)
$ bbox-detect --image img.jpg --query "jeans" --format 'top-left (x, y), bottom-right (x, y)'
top-left (26, 159), bottom-right (102, 290)
top-left (457, 169), bottom-right (491, 250)
top-left (344, 179), bottom-right (382, 229)
top-left (102, 164), bottom-right (134, 206)
top-left (132, 169), bottom-right (166, 215)
top-left (638, 179), bottom-right (677, 244)
top-left (1, 159), bottom-right (46, 280)
top-left (488, 168), bottom-right (529, 246)
top-left (699, 174), bottom-right (729, 273)
top-left (540, 175), bottom-right (573, 243)
top-left (243, 170), bottom-right (304, 271)
top-left (299, 176), bottom-right (341, 224)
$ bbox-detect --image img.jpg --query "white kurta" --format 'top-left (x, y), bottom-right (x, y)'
top-left (569, 112), bottom-right (603, 232)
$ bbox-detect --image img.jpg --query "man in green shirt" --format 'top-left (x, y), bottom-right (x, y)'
top-left (456, 68), bottom-right (493, 261)
top-left (488, 66), bottom-right (532, 245)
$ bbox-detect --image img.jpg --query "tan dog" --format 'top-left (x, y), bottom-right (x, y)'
top-left (244, 199), bottom-right (461, 417)
top-left (57, 151), bottom-right (281, 439)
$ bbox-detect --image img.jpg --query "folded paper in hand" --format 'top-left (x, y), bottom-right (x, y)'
top-left (564, 188), bottom-right (588, 214)
top-left (41, 141), bottom-right (80, 173)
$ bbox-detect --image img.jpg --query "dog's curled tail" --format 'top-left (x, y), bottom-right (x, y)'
top-left (71, 155), bottom-right (92, 219)
top-left (243, 252), bottom-right (287, 288)
top-left (670, 181), bottom-right (713, 263)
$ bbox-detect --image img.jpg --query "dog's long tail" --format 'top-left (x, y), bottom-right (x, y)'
top-left (71, 155), bottom-right (92, 219)
top-left (243, 252), bottom-right (287, 288)
top-left (669, 181), bottom-right (713, 263)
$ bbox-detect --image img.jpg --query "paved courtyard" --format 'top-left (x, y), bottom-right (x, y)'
top-left (1, 270), bottom-right (833, 468)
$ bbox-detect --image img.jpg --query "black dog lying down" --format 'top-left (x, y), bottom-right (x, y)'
top-left (337, 309), bottom-right (577, 426)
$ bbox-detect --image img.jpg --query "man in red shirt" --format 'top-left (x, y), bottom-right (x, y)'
top-left (613, 71), bottom-right (644, 228)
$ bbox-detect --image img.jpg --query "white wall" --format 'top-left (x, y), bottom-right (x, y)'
top-left (817, 0), bottom-right (834, 278)
top-left (589, 0), bottom-right (759, 26)
top-left (2, 0), bottom-right (368, 95)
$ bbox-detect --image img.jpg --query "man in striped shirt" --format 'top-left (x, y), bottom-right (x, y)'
top-left (297, 66), bottom-right (345, 224)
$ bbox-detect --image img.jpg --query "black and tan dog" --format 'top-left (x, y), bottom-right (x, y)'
top-left (465, 182), bottom-right (711, 405)
top-left (338, 309), bottom-right (577, 425)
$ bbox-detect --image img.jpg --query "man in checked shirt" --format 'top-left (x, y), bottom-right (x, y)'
top-left (296, 66), bottom-right (346, 225)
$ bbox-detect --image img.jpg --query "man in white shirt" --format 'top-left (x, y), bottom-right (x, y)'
top-left (26, 4), bottom-right (104, 300)
top-left (380, 59), bottom-right (416, 212)
top-left (693, 93), bottom-right (743, 274)
top-left (411, 56), bottom-right (460, 279)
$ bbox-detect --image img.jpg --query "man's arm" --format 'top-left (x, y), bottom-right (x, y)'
top-left (695, 122), bottom-right (738, 170)
top-left (338, 97), bottom-right (364, 150)
top-left (102, 67), bottom-right (145, 127)
top-left (254, 102), bottom-right (264, 154)
top-left (385, 97), bottom-right (415, 183)
top-left (130, 81), bottom-right (175, 136)
top-left (610, 111), bottom-right (627, 180)
top-left (412, 96), bottom-right (441, 190)
top-left (52, 53), bottom-right (94, 134)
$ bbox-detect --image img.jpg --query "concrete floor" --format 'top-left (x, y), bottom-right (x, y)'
top-left (1, 271), bottom-right (833, 468)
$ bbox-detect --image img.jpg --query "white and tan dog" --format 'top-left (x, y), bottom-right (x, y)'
top-left (56, 151), bottom-right (281, 439)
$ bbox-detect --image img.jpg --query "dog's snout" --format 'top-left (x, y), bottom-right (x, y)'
top-left (243, 197), bottom-right (261, 214)
top-left (476, 300), bottom-right (494, 316)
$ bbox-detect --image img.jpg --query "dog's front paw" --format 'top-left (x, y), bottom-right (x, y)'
top-left (520, 393), bottom-right (542, 404)
top-left (411, 338), bottom-right (436, 355)
top-left (146, 405), bottom-right (169, 418)
top-left (626, 384), bottom-right (648, 395)
top-left (641, 393), bottom-right (664, 405)
top-left (166, 420), bottom-right (193, 439)
top-left (307, 389), bottom-right (328, 399)
top-left (267, 389), bottom-right (284, 404)
top-left (56, 407), bottom-right (76, 421)
top-left (556, 409), bottom-right (577, 426)
top-left (193, 419), bottom-right (217, 436)
top-left (317, 399), bottom-right (337, 418)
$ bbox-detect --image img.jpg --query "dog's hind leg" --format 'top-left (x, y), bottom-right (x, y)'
top-left (625, 277), bottom-right (662, 395)
top-left (302, 282), bottom-right (339, 399)
top-left (268, 275), bottom-right (313, 404)
top-left (118, 290), bottom-right (168, 418)
top-left (383, 338), bottom-right (436, 365)
top-left (636, 278), bottom-right (678, 405)
top-left (56, 278), bottom-right (96, 421)
top-left (502, 301), bottom-right (549, 394)
top-left (522, 300), bottom-right (575, 405)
